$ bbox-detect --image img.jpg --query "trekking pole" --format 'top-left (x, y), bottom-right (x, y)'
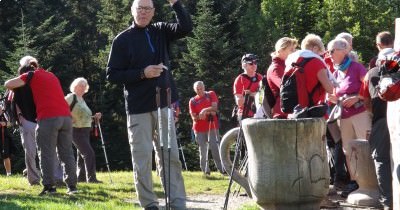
top-left (232, 152), bottom-right (248, 197)
top-left (205, 114), bottom-right (213, 175)
top-left (177, 137), bottom-right (188, 170)
top-left (156, 86), bottom-right (169, 209)
top-left (223, 92), bottom-right (251, 210)
top-left (96, 118), bottom-right (113, 184)
top-left (166, 87), bottom-right (173, 210)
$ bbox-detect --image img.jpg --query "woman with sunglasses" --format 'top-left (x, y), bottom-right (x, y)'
top-left (233, 53), bottom-right (263, 121)
top-left (326, 38), bottom-right (371, 198)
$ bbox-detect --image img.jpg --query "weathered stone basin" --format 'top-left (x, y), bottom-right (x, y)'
top-left (220, 118), bottom-right (330, 210)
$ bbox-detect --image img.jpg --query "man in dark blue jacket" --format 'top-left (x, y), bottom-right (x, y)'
top-left (106, 0), bottom-right (192, 209)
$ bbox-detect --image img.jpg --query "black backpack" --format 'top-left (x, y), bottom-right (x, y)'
top-left (1, 71), bottom-right (34, 125)
top-left (280, 57), bottom-right (319, 113)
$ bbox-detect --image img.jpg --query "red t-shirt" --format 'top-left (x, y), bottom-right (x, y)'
top-left (189, 91), bottom-right (219, 133)
top-left (233, 73), bottom-right (262, 116)
top-left (20, 69), bottom-right (71, 120)
top-left (266, 56), bottom-right (287, 118)
top-left (301, 58), bottom-right (328, 106)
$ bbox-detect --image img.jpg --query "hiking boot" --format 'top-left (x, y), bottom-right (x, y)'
top-left (340, 181), bottom-right (359, 198)
top-left (67, 185), bottom-right (78, 195)
top-left (55, 180), bottom-right (65, 187)
top-left (333, 179), bottom-right (348, 191)
top-left (39, 185), bottom-right (56, 196)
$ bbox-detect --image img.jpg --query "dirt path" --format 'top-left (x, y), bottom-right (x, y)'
top-left (155, 186), bottom-right (383, 210)
top-left (185, 194), bottom-right (253, 210)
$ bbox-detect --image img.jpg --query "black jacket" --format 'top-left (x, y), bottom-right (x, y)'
top-left (106, 1), bottom-right (193, 114)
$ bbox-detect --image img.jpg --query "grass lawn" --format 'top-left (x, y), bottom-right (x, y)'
top-left (0, 171), bottom-right (257, 210)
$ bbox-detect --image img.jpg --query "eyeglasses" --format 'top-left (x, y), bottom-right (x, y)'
top-left (136, 6), bottom-right (154, 13)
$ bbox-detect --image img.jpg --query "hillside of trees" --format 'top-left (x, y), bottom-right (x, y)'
top-left (0, 0), bottom-right (399, 172)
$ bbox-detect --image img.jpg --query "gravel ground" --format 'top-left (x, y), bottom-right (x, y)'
top-left (152, 185), bottom-right (383, 210)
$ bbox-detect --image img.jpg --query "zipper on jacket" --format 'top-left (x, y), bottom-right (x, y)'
top-left (145, 29), bottom-right (155, 53)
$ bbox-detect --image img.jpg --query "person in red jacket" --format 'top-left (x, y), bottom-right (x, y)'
top-left (233, 53), bottom-right (263, 121)
top-left (189, 81), bottom-right (224, 175)
top-left (4, 57), bottom-right (77, 196)
top-left (266, 37), bottom-right (298, 118)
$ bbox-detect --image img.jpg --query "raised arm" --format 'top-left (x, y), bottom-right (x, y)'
top-left (4, 77), bottom-right (25, 90)
top-left (163, 0), bottom-right (193, 40)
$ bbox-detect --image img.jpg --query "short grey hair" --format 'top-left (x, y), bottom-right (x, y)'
top-left (327, 38), bottom-right (349, 52)
top-left (336, 32), bottom-right (353, 44)
top-left (19, 56), bottom-right (38, 68)
top-left (69, 77), bottom-right (89, 93)
top-left (193, 81), bottom-right (204, 90)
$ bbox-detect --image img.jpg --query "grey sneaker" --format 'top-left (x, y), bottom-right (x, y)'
top-left (67, 185), bottom-right (78, 195)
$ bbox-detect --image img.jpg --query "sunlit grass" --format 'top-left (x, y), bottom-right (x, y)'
top-left (0, 171), bottom-right (258, 209)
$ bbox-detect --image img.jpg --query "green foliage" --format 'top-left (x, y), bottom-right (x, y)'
top-left (318, 0), bottom-right (400, 63)
top-left (179, 0), bottom-right (240, 138)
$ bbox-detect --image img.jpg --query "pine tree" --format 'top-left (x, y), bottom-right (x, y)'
top-left (179, 0), bottom-right (241, 136)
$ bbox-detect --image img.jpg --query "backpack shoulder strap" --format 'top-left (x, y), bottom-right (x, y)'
top-left (70, 94), bottom-right (78, 111)
top-left (26, 71), bottom-right (34, 85)
top-left (296, 57), bottom-right (314, 67)
top-left (240, 73), bottom-right (257, 89)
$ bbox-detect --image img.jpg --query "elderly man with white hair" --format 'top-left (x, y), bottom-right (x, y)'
top-left (106, 0), bottom-right (192, 209)
top-left (189, 81), bottom-right (224, 175)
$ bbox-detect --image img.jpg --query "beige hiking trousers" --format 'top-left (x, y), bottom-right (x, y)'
top-left (127, 107), bottom-right (186, 209)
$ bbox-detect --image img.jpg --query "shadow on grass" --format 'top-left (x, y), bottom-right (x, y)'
top-left (204, 175), bottom-right (227, 181)
top-left (0, 200), bottom-right (23, 210)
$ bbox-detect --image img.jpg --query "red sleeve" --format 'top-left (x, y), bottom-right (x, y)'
top-left (209, 91), bottom-right (218, 104)
top-left (267, 65), bottom-right (283, 97)
top-left (20, 73), bottom-right (28, 82)
top-left (359, 75), bottom-right (370, 99)
top-left (189, 98), bottom-right (195, 114)
top-left (234, 75), bottom-right (244, 95)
